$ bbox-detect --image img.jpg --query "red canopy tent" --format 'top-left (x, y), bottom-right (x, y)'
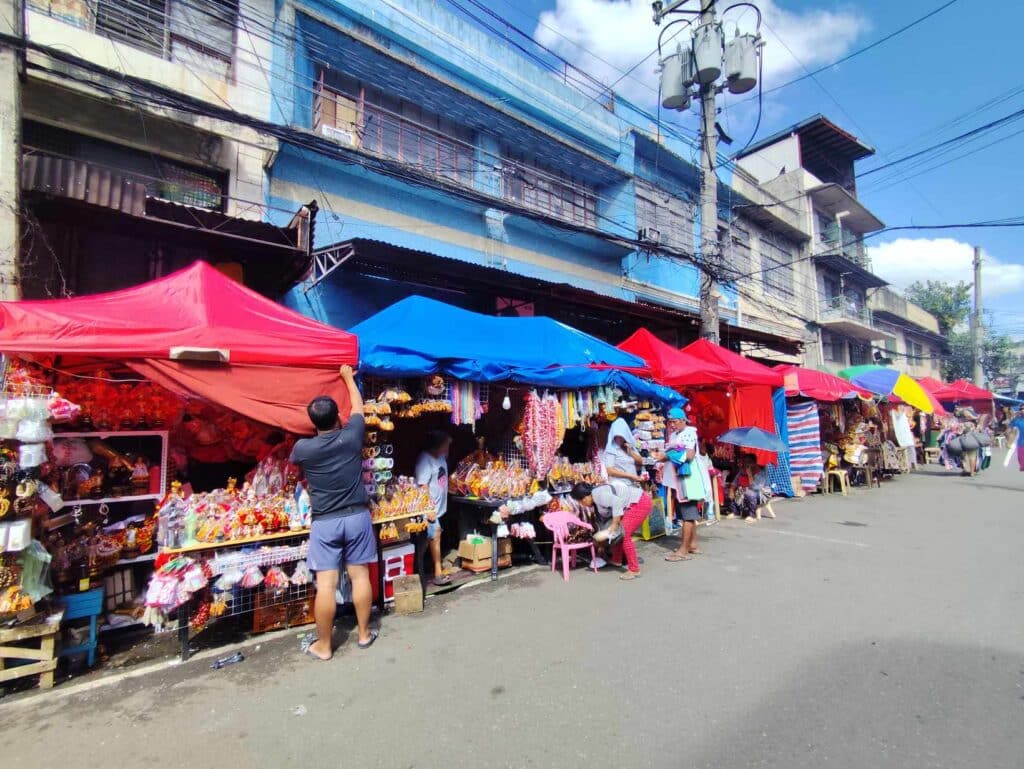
top-left (675, 340), bottom-right (786, 471)
top-left (947, 379), bottom-right (995, 401)
top-left (616, 329), bottom-right (719, 385)
top-left (676, 339), bottom-right (783, 388)
top-left (917, 377), bottom-right (991, 417)
top-left (776, 364), bottom-right (872, 403)
top-left (0, 262), bottom-right (359, 433)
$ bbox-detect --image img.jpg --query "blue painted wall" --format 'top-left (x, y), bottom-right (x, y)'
top-left (264, 0), bottom-right (716, 334)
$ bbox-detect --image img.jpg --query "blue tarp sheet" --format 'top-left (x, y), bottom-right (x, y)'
top-left (351, 296), bottom-right (684, 406)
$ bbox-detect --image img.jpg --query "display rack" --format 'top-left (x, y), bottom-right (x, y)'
top-left (169, 533), bottom-right (313, 660)
top-left (163, 528), bottom-right (310, 556)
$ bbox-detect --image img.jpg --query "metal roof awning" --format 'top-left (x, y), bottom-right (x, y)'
top-left (306, 237), bottom-right (701, 331)
top-left (22, 152), bottom-right (315, 296)
top-left (807, 183), bottom-right (884, 233)
top-left (736, 114), bottom-right (875, 163)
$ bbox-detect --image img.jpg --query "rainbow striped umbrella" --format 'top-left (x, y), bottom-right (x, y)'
top-left (837, 365), bottom-right (935, 413)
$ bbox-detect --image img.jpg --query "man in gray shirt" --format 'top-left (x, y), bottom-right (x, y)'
top-left (290, 365), bottom-right (377, 660)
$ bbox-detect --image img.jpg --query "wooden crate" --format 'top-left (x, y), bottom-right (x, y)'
top-left (0, 611), bottom-right (63, 690)
top-left (252, 593), bottom-right (314, 634)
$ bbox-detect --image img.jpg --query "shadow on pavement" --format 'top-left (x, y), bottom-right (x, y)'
top-left (688, 638), bottom-right (1024, 769)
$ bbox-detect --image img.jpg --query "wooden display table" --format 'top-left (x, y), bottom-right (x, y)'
top-left (0, 611), bottom-right (64, 690)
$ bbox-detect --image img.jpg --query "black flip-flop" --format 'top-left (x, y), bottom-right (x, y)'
top-left (432, 575), bottom-right (453, 586)
top-left (357, 630), bottom-right (379, 650)
top-left (303, 646), bottom-right (332, 661)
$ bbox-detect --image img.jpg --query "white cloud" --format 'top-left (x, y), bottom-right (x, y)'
top-left (868, 238), bottom-right (1024, 299)
top-left (534, 0), bottom-right (869, 105)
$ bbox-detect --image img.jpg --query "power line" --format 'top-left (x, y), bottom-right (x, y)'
top-left (736, 0), bottom-right (961, 106)
top-left (859, 106), bottom-right (1024, 177)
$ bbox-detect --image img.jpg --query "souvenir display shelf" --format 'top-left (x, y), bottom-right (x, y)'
top-left (46, 430), bottom-right (169, 531)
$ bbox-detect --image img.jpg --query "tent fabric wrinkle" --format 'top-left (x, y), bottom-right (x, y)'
top-left (616, 328), bottom-right (710, 385)
top-left (350, 296), bottom-right (685, 404)
top-left (0, 261), bottom-right (358, 367)
top-left (352, 296), bottom-right (644, 376)
top-left (129, 361), bottom-right (352, 436)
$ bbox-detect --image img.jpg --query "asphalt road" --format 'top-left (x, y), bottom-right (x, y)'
top-left (3, 457), bottom-right (1023, 769)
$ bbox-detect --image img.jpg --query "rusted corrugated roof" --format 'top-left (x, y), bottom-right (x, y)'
top-left (21, 153), bottom-right (147, 216)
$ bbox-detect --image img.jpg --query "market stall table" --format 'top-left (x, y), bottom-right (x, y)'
top-left (448, 496), bottom-right (548, 580)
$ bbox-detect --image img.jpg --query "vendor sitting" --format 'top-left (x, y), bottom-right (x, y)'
top-left (570, 481), bottom-right (633, 569)
top-left (726, 453), bottom-right (772, 522)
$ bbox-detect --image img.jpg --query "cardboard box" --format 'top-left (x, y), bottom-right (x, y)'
top-left (393, 575), bottom-right (423, 614)
top-left (461, 554), bottom-right (512, 573)
top-left (458, 539), bottom-right (492, 562)
top-left (497, 538), bottom-right (512, 556)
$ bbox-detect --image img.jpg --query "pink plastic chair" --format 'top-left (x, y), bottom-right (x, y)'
top-left (541, 510), bottom-right (598, 581)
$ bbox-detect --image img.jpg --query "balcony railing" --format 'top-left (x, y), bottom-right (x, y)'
top-left (819, 295), bottom-right (874, 327)
top-left (819, 224), bottom-right (871, 269)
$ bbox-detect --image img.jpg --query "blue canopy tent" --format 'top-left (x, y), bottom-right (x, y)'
top-left (351, 296), bottom-right (684, 406)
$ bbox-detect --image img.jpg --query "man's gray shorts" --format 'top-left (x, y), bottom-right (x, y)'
top-left (308, 508), bottom-right (376, 572)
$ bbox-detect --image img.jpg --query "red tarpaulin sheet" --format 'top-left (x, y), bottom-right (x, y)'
top-left (777, 364), bottom-right (872, 402)
top-left (0, 261), bottom-right (358, 367)
top-left (128, 361), bottom-right (352, 436)
top-left (678, 339), bottom-right (785, 388)
top-left (0, 262), bottom-right (359, 433)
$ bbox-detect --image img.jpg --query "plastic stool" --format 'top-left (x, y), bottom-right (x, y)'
top-left (826, 470), bottom-right (849, 497)
top-left (923, 447), bottom-right (941, 464)
top-left (56, 587), bottom-right (104, 668)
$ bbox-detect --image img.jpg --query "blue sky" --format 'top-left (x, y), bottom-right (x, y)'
top-left (473, 0), bottom-right (1024, 334)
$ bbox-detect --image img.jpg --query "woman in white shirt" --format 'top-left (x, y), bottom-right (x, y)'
top-left (415, 430), bottom-right (452, 586)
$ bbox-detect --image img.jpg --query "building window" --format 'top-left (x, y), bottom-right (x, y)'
top-left (502, 151), bottom-right (597, 227)
top-left (760, 232), bottom-right (795, 302)
top-left (722, 220), bottom-right (751, 277)
top-left (907, 340), bottom-right (924, 362)
top-left (314, 70), bottom-right (476, 187)
top-left (822, 332), bottom-right (845, 364)
top-left (29, 0), bottom-right (239, 76)
top-left (635, 183), bottom-right (694, 254)
top-left (849, 342), bottom-right (872, 366)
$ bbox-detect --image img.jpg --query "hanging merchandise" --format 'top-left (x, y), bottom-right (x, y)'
top-left (522, 391), bottom-right (559, 478)
top-left (450, 380), bottom-right (486, 426)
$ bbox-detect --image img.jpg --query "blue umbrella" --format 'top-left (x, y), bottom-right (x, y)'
top-left (716, 426), bottom-right (787, 454)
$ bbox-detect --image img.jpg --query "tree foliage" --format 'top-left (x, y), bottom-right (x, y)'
top-left (905, 280), bottom-right (972, 335)
top-left (942, 327), bottom-right (1017, 384)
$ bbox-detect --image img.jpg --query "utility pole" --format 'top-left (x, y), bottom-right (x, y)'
top-left (0, 0), bottom-right (22, 300)
top-left (697, 1), bottom-right (720, 344)
top-left (654, 1), bottom-right (761, 346)
top-left (971, 245), bottom-right (983, 386)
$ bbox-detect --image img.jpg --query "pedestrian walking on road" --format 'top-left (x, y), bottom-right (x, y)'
top-left (1009, 407), bottom-right (1024, 472)
top-left (290, 366), bottom-right (378, 660)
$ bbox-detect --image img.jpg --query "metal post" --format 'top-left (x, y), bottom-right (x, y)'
top-left (697, 2), bottom-right (720, 344)
top-left (972, 245), bottom-right (983, 385)
top-left (0, 0), bottom-right (23, 300)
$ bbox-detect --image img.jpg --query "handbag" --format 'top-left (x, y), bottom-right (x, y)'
top-left (681, 466), bottom-right (706, 501)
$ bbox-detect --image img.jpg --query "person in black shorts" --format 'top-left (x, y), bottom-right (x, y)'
top-left (290, 366), bottom-right (377, 660)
